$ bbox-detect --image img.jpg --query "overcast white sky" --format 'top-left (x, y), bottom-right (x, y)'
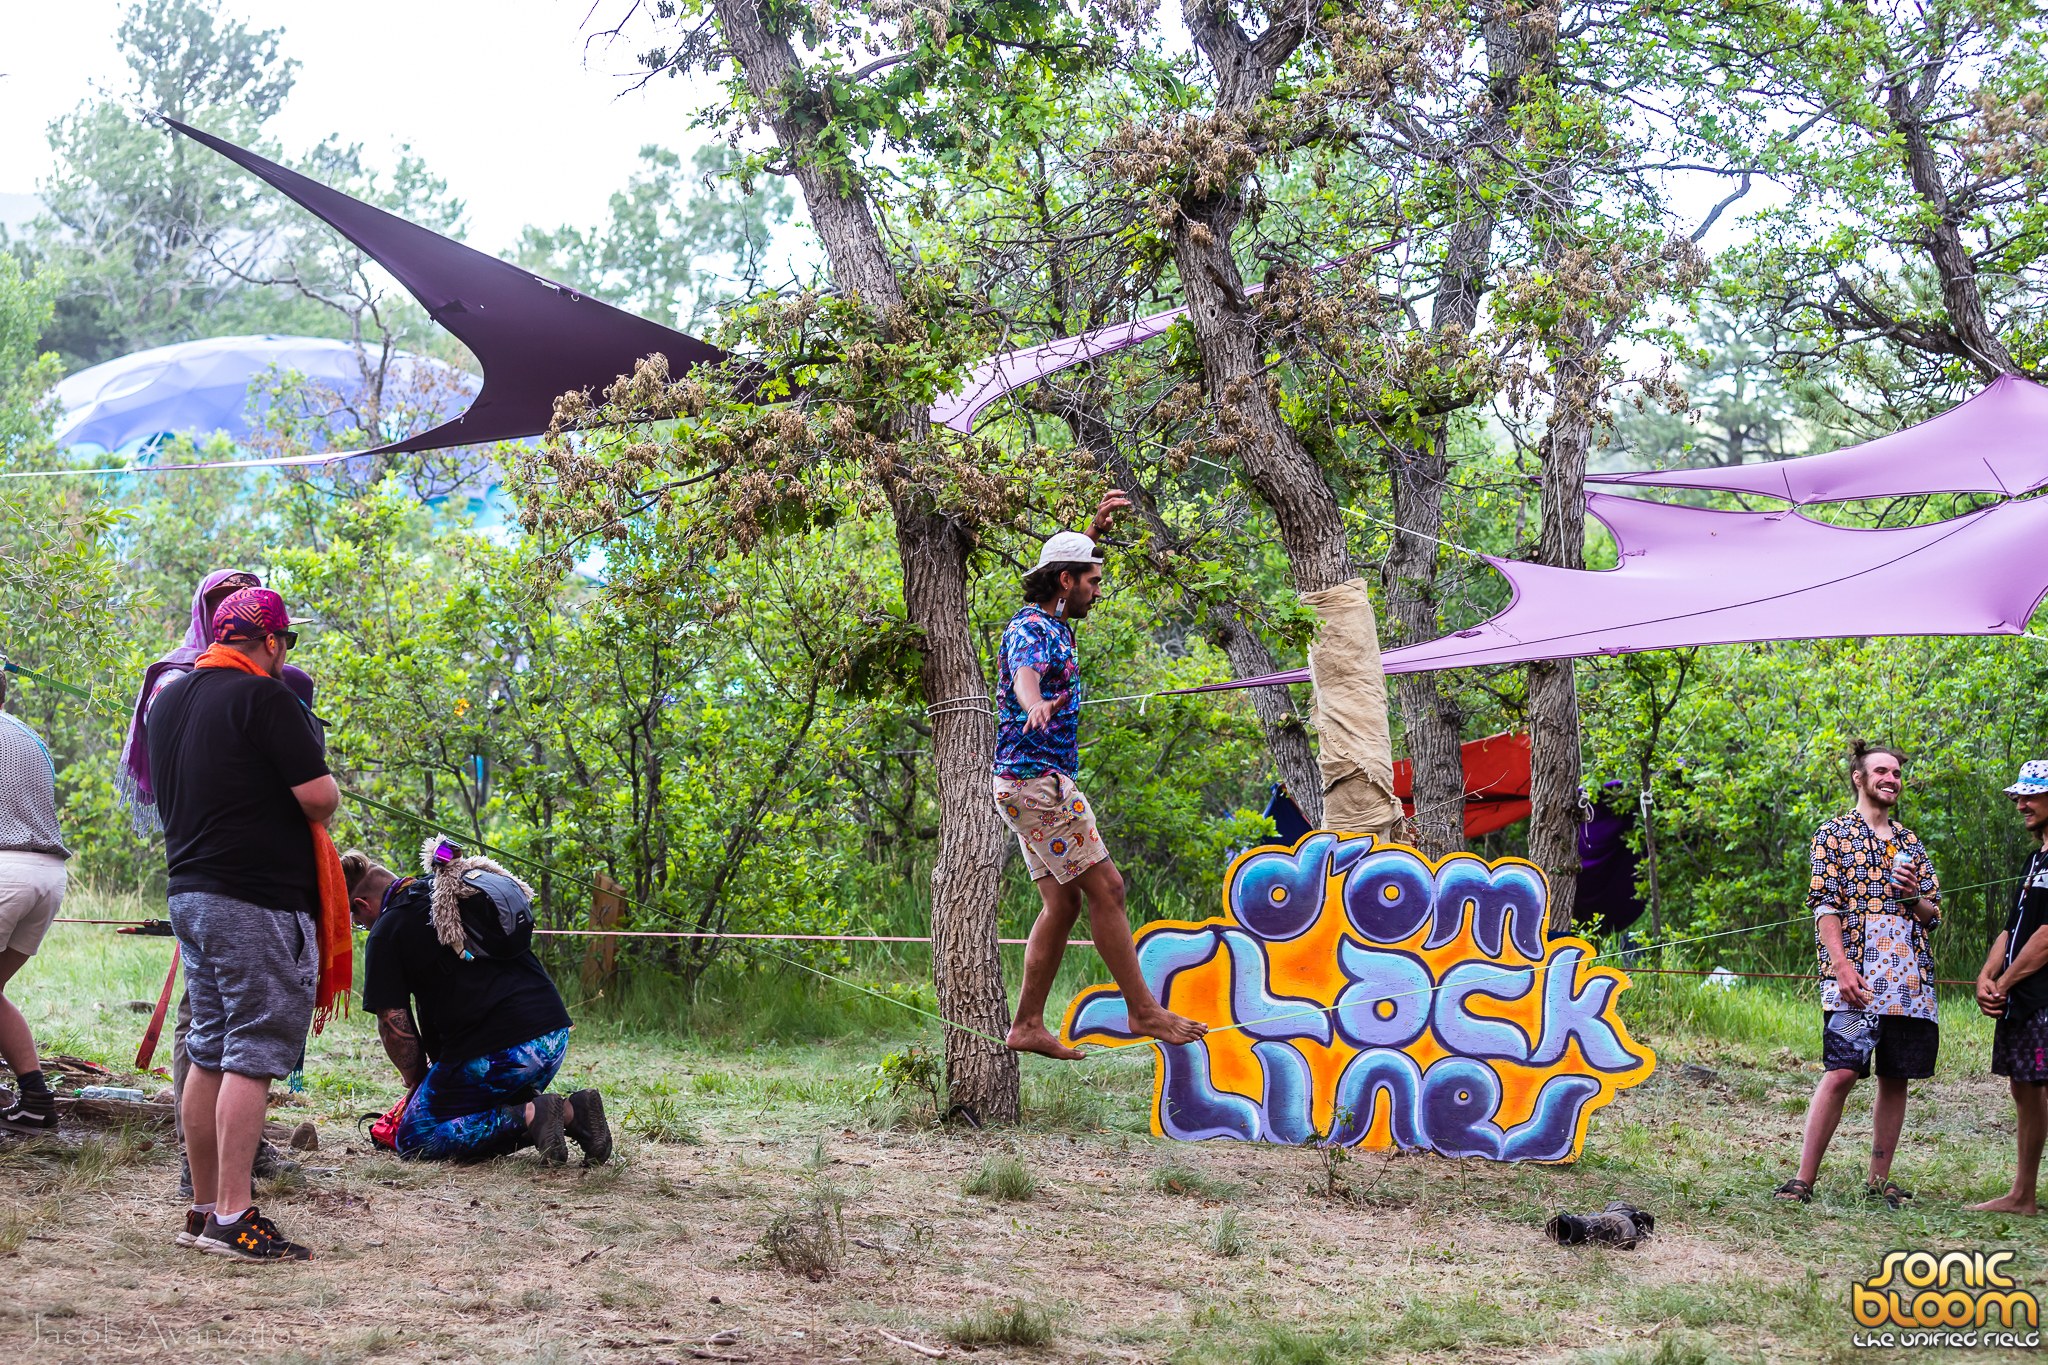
top-left (2, 0), bottom-right (724, 254)
top-left (4, 3), bottom-right (1753, 279)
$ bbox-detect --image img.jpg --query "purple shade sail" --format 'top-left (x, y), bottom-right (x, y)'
top-left (165, 121), bottom-right (728, 457)
top-left (1174, 492), bottom-right (2048, 691)
top-left (1588, 373), bottom-right (2048, 502)
top-left (930, 302), bottom-right (1201, 434)
top-left (932, 251), bottom-right (1393, 435)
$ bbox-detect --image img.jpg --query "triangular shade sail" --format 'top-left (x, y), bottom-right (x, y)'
top-left (1386, 493), bottom-right (2048, 671)
top-left (1588, 373), bottom-right (2048, 502)
top-left (1184, 491), bottom-right (2048, 689)
top-left (931, 303), bottom-right (1202, 435)
top-left (930, 253), bottom-right (1385, 434)
top-left (166, 121), bottom-right (728, 457)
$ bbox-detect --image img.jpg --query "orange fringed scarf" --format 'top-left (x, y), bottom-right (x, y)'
top-left (195, 644), bottom-right (353, 1031)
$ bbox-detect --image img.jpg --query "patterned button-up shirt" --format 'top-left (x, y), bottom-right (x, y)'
top-left (1807, 811), bottom-right (1941, 1019)
top-left (994, 606), bottom-right (1082, 780)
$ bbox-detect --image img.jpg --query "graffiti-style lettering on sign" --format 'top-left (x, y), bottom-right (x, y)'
top-left (1060, 833), bottom-right (1656, 1161)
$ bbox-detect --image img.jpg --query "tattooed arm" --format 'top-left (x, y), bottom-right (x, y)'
top-left (377, 1008), bottom-right (428, 1088)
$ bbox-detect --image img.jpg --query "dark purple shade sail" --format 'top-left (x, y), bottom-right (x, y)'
top-left (1173, 490), bottom-right (2048, 691)
top-left (1588, 373), bottom-right (2048, 503)
top-left (166, 120), bottom-right (728, 457)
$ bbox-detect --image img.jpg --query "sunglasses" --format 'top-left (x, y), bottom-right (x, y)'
top-left (275, 629), bottom-right (299, 648)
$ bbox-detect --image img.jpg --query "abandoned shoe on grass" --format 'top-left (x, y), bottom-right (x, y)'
top-left (564, 1089), bottom-right (612, 1167)
top-left (522, 1094), bottom-right (569, 1166)
top-left (251, 1139), bottom-right (301, 1180)
top-left (1546, 1201), bottom-right (1655, 1249)
top-left (196, 1206), bottom-right (312, 1262)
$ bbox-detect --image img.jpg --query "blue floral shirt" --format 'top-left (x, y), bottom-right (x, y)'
top-left (994, 605), bottom-right (1082, 779)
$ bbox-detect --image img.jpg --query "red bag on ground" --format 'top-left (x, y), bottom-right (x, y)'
top-left (367, 1088), bottom-right (415, 1152)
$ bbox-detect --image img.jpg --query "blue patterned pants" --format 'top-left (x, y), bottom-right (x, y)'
top-left (394, 1028), bottom-right (570, 1160)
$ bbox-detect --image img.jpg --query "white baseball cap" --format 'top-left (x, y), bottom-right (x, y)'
top-left (1032, 531), bottom-right (1104, 571)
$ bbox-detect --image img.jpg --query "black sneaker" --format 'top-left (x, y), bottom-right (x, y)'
top-left (0, 1092), bottom-right (56, 1134)
top-left (196, 1207), bottom-right (312, 1262)
top-left (524, 1094), bottom-right (568, 1166)
top-left (564, 1089), bottom-right (612, 1167)
top-left (176, 1208), bottom-right (207, 1248)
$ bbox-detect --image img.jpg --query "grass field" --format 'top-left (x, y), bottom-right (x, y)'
top-left (0, 888), bottom-right (2041, 1364)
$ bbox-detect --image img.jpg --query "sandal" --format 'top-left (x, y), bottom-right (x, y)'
top-left (1865, 1179), bottom-right (1912, 1209)
top-left (1773, 1177), bottom-right (1814, 1203)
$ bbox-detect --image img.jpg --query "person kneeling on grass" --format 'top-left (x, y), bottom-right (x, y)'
top-left (343, 843), bottom-right (610, 1166)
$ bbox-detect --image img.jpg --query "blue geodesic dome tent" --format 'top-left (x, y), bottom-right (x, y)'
top-left (52, 334), bottom-right (479, 458)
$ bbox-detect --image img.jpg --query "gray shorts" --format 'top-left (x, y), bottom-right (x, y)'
top-left (168, 891), bottom-right (316, 1080)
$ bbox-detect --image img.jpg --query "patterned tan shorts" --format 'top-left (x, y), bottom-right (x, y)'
top-left (992, 771), bottom-right (1108, 885)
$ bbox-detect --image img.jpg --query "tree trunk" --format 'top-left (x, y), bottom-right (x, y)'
top-left (1173, 6), bottom-right (1354, 598)
top-left (1384, 431), bottom-right (1465, 858)
top-left (1172, 212), bottom-right (1358, 596)
top-left (714, 0), bottom-right (1018, 1121)
top-left (897, 510), bottom-right (1018, 1122)
top-left (1385, 5), bottom-right (1540, 860)
top-left (1882, 58), bottom-right (2017, 377)
top-left (1528, 338), bottom-right (1594, 934)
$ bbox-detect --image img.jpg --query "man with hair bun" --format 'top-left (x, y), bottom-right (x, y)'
top-left (342, 845), bottom-right (609, 1166)
top-left (992, 492), bottom-right (1206, 1060)
top-left (1775, 739), bottom-right (1941, 1208)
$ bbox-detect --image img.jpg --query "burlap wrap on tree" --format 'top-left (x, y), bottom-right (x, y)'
top-left (1303, 577), bottom-right (1399, 839)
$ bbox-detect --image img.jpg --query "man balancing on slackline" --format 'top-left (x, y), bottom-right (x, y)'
top-left (996, 493), bottom-right (1207, 1059)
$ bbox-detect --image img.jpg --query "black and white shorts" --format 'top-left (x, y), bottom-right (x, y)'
top-left (168, 891), bottom-right (316, 1080)
top-left (1821, 1010), bottom-right (1938, 1080)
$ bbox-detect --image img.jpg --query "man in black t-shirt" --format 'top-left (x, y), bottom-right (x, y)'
top-left (343, 848), bottom-right (610, 1166)
top-left (1973, 760), bottom-right (2048, 1216)
top-left (148, 587), bottom-right (334, 1263)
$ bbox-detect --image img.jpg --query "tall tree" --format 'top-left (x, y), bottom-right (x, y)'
top-left (1087, 2), bottom-right (1466, 836)
top-left (550, 0), bottom-right (1129, 1120)
top-left (20, 0), bottom-right (302, 365)
top-left (1504, 1), bottom-right (1704, 928)
top-left (1676, 0), bottom-right (2048, 403)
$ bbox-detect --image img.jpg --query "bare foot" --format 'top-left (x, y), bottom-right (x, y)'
top-left (1006, 1023), bottom-right (1084, 1061)
top-left (1129, 1006), bottom-right (1208, 1046)
top-left (1968, 1193), bottom-right (2039, 1215)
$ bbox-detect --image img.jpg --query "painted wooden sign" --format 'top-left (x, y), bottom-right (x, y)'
top-left (1060, 832), bottom-right (1656, 1161)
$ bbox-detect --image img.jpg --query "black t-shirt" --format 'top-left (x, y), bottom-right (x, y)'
top-left (2003, 850), bottom-right (2048, 1018)
top-left (147, 667), bottom-right (330, 916)
top-left (361, 878), bottom-right (571, 1067)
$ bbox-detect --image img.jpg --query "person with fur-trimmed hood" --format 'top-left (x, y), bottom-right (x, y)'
top-left (343, 842), bottom-right (610, 1165)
